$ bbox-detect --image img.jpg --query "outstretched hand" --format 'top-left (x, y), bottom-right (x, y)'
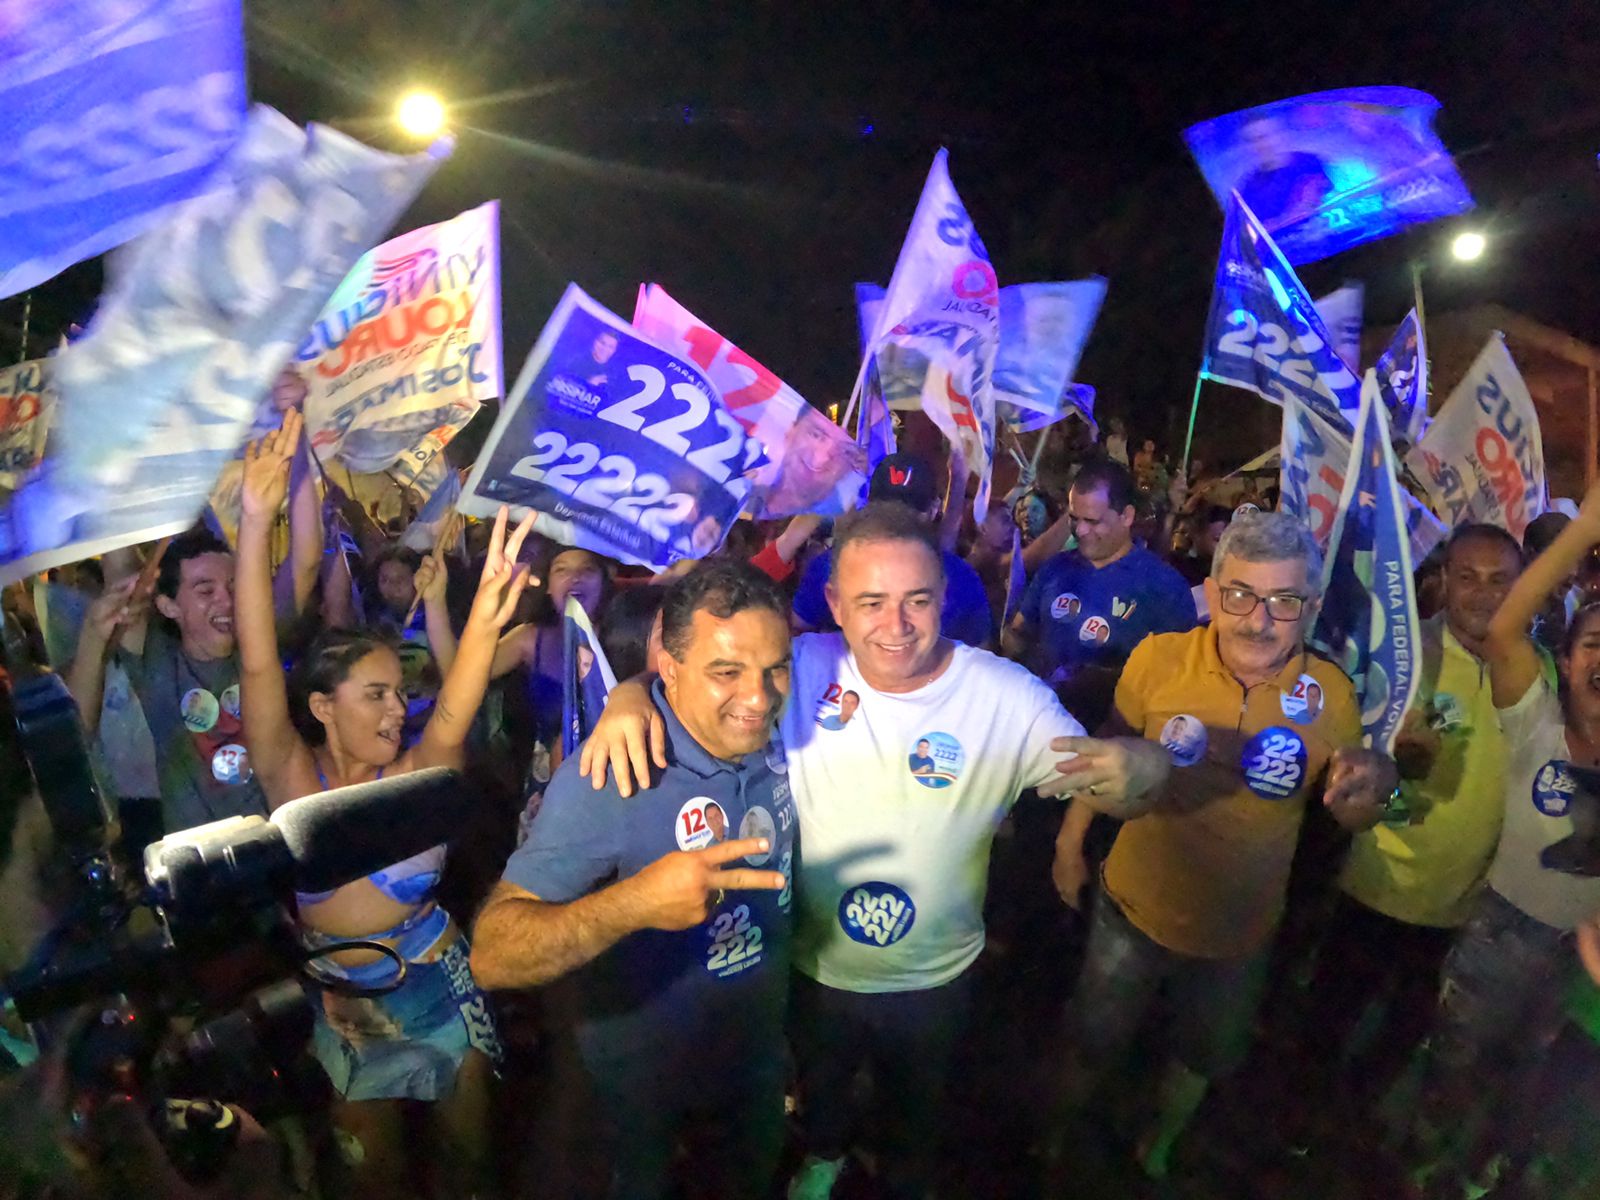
top-left (240, 410), bottom-right (303, 522)
top-left (466, 505), bottom-right (535, 630)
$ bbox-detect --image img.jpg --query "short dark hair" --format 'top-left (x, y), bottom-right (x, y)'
top-left (599, 583), bottom-right (667, 680)
top-left (1069, 458), bottom-right (1138, 513)
top-left (829, 501), bottom-right (943, 581)
top-left (1523, 511), bottom-right (1571, 558)
top-left (660, 561), bottom-right (788, 660)
top-left (158, 528), bottom-right (232, 599)
top-left (1444, 522), bottom-right (1524, 569)
top-left (371, 544), bottom-right (422, 575)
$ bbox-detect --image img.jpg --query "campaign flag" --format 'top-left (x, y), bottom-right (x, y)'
top-left (0, 359), bottom-right (56, 489)
top-left (632, 284), bottom-right (861, 519)
top-left (1310, 371), bottom-right (1421, 753)
top-left (1406, 334), bottom-right (1546, 540)
top-left (993, 280), bottom-right (1107, 433)
top-left (0, 0), bottom-right (247, 298)
top-left (562, 595), bottom-right (618, 757)
top-left (400, 463), bottom-right (463, 553)
top-left (854, 357), bottom-right (898, 486)
top-left (1002, 525), bottom-right (1026, 626)
top-left (1202, 193), bottom-right (1360, 431)
top-left (1184, 87), bottom-right (1474, 265)
top-left (860, 150), bottom-right (1000, 520)
top-left (1314, 283), bottom-right (1365, 371)
top-left (0, 107), bottom-right (443, 585)
top-left (1376, 310), bottom-right (1429, 446)
top-left (460, 285), bottom-right (761, 571)
top-left (1277, 392), bottom-right (1353, 548)
top-left (855, 283), bottom-right (886, 357)
top-left (301, 201), bottom-right (501, 476)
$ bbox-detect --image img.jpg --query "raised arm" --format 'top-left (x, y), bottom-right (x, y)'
top-left (277, 436), bottom-right (323, 619)
top-left (938, 443), bottom-right (967, 553)
top-left (66, 575), bottom-right (149, 734)
top-left (413, 551), bottom-right (457, 676)
top-left (1485, 481), bottom-right (1600, 706)
top-left (402, 506), bottom-right (534, 771)
top-left (237, 412), bottom-right (317, 805)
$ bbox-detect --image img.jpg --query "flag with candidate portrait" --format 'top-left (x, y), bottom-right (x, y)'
top-left (1376, 309), bottom-right (1428, 447)
top-left (1310, 371), bottom-right (1420, 753)
top-left (562, 596), bottom-right (617, 757)
top-left (994, 280), bottom-right (1106, 433)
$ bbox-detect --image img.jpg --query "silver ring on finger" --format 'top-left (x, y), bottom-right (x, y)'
top-left (713, 888), bottom-right (725, 909)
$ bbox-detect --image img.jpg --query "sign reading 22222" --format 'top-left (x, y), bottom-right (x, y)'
top-left (461, 285), bottom-right (763, 571)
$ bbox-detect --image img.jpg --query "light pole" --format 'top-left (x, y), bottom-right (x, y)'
top-left (395, 90), bottom-right (447, 141)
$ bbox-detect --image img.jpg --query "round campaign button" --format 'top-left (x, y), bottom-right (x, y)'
top-left (765, 742), bottom-right (788, 775)
top-left (1430, 692), bottom-right (1466, 733)
top-left (1078, 615), bottom-right (1111, 646)
top-left (219, 683), bottom-right (242, 719)
top-left (1234, 502), bottom-right (1261, 519)
top-left (740, 806), bottom-right (776, 864)
top-left (1532, 761), bottom-right (1575, 818)
top-left (1160, 714), bottom-right (1208, 768)
top-left (1240, 726), bottom-right (1307, 800)
top-left (675, 797), bottom-right (728, 851)
top-left (1279, 673), bottom-right (1325, 725)
top-left (211, 743), bottom-right (252, 785)
top-left (182, 687), bottom-right (220, 734)
top-left (907, 731), bottom-right (964, 789)
top-left (838, 882), bottom-right (917, 947)
top-left (1050, 593), bottom-right (1082, 622)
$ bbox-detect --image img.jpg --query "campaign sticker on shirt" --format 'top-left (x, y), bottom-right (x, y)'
top-left (1078, 615), bottom-right (1111, 646)
top-left (219, 683), bottom-right (241, 719)
top-left (1280, 674), bottom-right (1325, 725)
top-left (675, 797), bottom-right (729, 850)
top-left (765, 743), bottom-right (789, 775)
top-left (181, 687), bottom-right (220, 734)
top-left (816, 687), bottom-right (862, 731)
top-left (1160, 714), bottom-right (1208, 767)
top-left (705, 903), bottom-right (765, 979)
top-left (1234, 502), bottom-right (1261, 519)
top-left (740, 806), bottom-right (776, 864)
top-left (838, 882), bottom-right (917, 947)
top-left (1430, 692), bottom-right (1466, 733)
top-left (1532, 761), bottom-right (1576, 817)
top-left (1240, 727), bottom-right (1307, 799)
top-left (211, 743), bottom-right (251, 786)
top-left (777, 847), bottom-right (793, 911)
top-left (907, 732), bottom-right (964, 788)
top-left (1050, 593), bottom-right (1082, 621)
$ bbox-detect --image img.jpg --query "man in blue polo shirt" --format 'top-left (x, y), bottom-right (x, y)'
top-left (792, 452), bottom-right (994, 647)
top-left (471, 560), bottom-right (794, 1200)
top-left (1005, 457), bottom-right (1196, 729)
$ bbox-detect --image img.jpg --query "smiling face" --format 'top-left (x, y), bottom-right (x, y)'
top-left (826, 537), bottom-right (945, 693)
top-left (155, 552), bottom-right (237, 660)
top-left (1443, 534), bottom-right (1522, 648)
top-left (658, 606), bottom-right (791, 761)
top-left (592, 332), bottom-right (619, 364)
top-left (1067, 482), bottom-right (1134, 566)
top-left (309, 647), bottom-right (408, 767)
top-left (1205, 554), bottom-right (1319, 685)
top-left (1562, 608), bottom-right (1600, 728)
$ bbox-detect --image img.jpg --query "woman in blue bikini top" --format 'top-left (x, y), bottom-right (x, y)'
top-left (234, 412), bottom-right (535, 974)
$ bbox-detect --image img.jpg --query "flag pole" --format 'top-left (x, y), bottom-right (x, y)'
top-left (1179, 371), bottom-right (1204, 476)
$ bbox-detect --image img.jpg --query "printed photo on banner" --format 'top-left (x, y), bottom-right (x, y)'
top-left (0, 358), bottom-right (56, 490)
top-left (1184, 87), bottom-right (1474, 264)
top-left (993, 280), bottom-right (1107, 433)
top-left (302, 201), bottom-right (502, 477)
top-left (632, 284), bottom-right (862, 519)
top-left (459, 284), bottom-right (761, 572)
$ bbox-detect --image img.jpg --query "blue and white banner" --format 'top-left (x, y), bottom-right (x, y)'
top-left (1314, 283), bottom-right (1364, 371)
top-left (1184, 87), bottom-right (1474, 265)
top-left (460, 285), bottom-right (761, 571)
top-left (400, 462), bottom-right (463, 553)
top-left (854, 357), bottom-right (898, 486)
top-left (1277, 393), bottom-right (1352, 549)
top-left (1406, 334), bottom-right (1546, 541)
top-left (1002, 525), bottom-right (1026, 626)
top-left (632, 284), bottom-right (859, 519)
top-left (562, 595), bottom-right (618, 757)
top-left (859, 150), bottom-right (999, 521)
top-left (994, 280), bottom-right (1106, 433)
top-left (1376, 309), bottom-right (1428, 447)
top-left (1202, 193), bottom-right (1360, 432)
top-left (0, 107), bottom-right (443, 585)
top-left (0, 0), bottom-right (247, 298)
top-left (1310, 371), bottom-right (1421, 753)
top-left (855, 282), bottom-right (886, 358)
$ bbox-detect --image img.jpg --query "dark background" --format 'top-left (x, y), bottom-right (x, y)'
top-left (8, 1), bottom-right (1600, 468)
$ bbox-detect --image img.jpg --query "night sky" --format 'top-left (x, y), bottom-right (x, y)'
top-left (11, 1), bottom-right (1600, 465)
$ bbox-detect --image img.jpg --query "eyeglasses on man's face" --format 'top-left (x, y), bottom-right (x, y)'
top-left (1217, 586), bottom-right (1307, 622)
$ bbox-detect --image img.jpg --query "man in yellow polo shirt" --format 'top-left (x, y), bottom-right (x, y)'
top-left (1045, 511), bottom-right (1395, 1182)
top-left (1297, 525), bottom-right (1525, 1111)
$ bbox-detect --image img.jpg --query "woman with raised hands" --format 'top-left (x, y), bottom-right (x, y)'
top-left (236, 409), bottom-right (534, 1198)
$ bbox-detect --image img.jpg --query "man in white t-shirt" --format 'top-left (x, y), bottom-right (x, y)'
top-left (581, 502), bottom-right (1170, 1200)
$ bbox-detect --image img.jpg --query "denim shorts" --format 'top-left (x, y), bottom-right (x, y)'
top-left (309, 930), bottom-right (503, 1103)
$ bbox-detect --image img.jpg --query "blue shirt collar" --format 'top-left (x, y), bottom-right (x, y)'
top-left (649, 678), bottom-right (769, 780)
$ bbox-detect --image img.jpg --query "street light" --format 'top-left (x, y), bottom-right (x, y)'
top-left (1451, 230), bottom-right (1487, 262)
top-left (396, 90), bottom-right (447, 140)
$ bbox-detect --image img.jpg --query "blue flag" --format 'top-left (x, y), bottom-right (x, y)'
top-left (1002, 525), bottom-right (1026, 626)
top-left (562, 596), bottom-right (618, 757)
top-left (1202, 193), bottom-right (1360, 432)
top-left (854, 356), bottom-right (898, 485)
top-left (0, 0), bottom-right (247, 298)
top-left (1376, 309), bottom-right (1428, 447)
top-left (1309, 370), bottom-right (1420, 752)
top-left (994, 281), bottom-right (1106, 433)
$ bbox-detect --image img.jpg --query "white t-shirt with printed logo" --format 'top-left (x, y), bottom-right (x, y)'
top-left (785, 632), bottom-right (1085, 993)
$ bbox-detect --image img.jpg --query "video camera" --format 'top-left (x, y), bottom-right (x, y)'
top-left (0, 624), bottom-right (466, 1181)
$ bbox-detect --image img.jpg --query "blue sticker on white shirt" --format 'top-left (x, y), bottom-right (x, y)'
top-left (838, 882), bottom-right (916, 947)
top-left (1160, 714), bottom-right (1208, 768)
top-left (908, 731), bottom-right (964, 788)
top-left (1240, 726), bottom-right (1306, 799)
top-left (1532, 760), bottom-right (1575, 817)
top-left (705, 903), bottom-right (765, 978)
